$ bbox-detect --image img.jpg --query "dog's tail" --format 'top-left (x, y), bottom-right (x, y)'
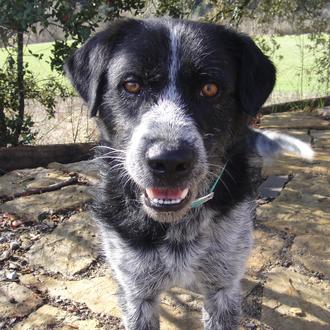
top-left (251, 129), bottom-right (314, 161)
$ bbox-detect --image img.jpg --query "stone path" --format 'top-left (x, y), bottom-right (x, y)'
top-left (1, 108), bottom-right (329, 330)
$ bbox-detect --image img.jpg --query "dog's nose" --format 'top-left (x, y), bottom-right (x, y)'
top-left (146, 145), bottom-right (194, 178)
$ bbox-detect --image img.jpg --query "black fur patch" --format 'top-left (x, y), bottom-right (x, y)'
top-left (65, 17), bottom-right (275, 243)
top-left (66, 18), bottom-right (276, 329)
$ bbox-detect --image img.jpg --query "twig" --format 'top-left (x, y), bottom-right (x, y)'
top-left (0, 176), bottom-right (79, 202)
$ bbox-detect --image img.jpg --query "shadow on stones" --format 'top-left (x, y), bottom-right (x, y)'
top-left (159, 305), bottom-right (200, 329)
top-left (165, 290), bottom-right (200, 311)
top-left (242, 282), bottom-right (264, 319)
top-left (261, 284), bottom-right (330, 329)
top-left (258, 199), bottom-right (330, 236)
top-left (26, 214), bottom-right (100, 276)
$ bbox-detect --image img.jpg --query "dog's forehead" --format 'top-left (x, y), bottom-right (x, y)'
top-left (110, 20), bottom-right (234, 74)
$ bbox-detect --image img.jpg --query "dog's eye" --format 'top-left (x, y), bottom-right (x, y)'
top-left (200, 83), bottom-right (219, 97)
top-left (123, 81), bottom-right (141, 94)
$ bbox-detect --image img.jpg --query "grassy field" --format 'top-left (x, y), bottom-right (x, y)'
top-left (0, 41), bottom-right (69, 87)
top-left (265, 34), bottom-right (328, 101)
top-left (0, 34), bottom-right (328, 102)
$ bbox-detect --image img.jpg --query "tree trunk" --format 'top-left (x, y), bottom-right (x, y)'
top-left (13, 30), bottom-right (24, 146)
top-left (0, 142), bottom-right (96, 173)
top-left (0, 106), bottom-right (7, 147)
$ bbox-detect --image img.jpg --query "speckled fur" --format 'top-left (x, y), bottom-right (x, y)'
top-left (65, 18), bottom-right (312, 330)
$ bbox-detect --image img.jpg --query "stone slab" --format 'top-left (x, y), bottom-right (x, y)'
top-left (262, 150), bottom-right (330, 176)
top-left (261, 267), bottom-right (330, 329)
top-left (0, 282), bottom-right (42, 318)
top-left (19, 272), bottom-right (261, 330)
top-left (310, 130), bottom-right (330, 149)
top-left (241, 275), bottom-right (259, 297)
top-left (316, 106), bottom-right (330, 119)
top-left (20, 274), bottom-right (121, 317)
top-left (160, 276), bottom-right (258, 330)
top-left (20, 273), bottom-right (203, 327)
top-left (48, 160), bottom-right (99, 184)
top-left (260, 110), bottom-right (329, 130)
top-left (258, 175), bottom-right (289, 199)
top-left (13, 304), bottom-right (102, 330)
top-left (160, 287), bottom-right (203, 330)
top-left (27, 212), bottom-right (99, 276)
top-left (0, 168), bottom-right (72, 197)
top-left (0, 185), bottom-right (92, 222)
top-left (257, 174), bottom-right (330, 235)
top-left (292, 234), bottom-right (330, 278)
top-left (247, 229), bottom-right (285, 273)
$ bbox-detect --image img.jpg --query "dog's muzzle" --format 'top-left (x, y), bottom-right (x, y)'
top-left (146, 144), bottom-right (194, 180)
top-left (144, 143), bottom-right (195, 212)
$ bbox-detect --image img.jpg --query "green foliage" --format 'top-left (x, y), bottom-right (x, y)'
top-left (154, 0), bottom-right (196, 18)
top-left (206, 0), bottom-right (330, 99)
top-left (0, 56), bottom-right (71, 146)
top-left (47, 0), bottom-right (146, 72)
top-left (307, 33), bottom-right (330, 94)
top-left (0, 1), bottom-right (49, 36)
top-left (0, 0), bottom-right (147, 146)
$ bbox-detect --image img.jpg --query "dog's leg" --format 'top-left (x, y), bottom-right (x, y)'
top-left (202, 283), bottom-right (241, 330)
top-left (121, 294), bottom-right (160, 330)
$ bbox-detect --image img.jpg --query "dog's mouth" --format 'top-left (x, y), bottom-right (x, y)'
top-left (144, 187), bottom-right (190, 212)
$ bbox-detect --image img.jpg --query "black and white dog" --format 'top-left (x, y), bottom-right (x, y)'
top-left (65, 18), bottom-right (313, 330)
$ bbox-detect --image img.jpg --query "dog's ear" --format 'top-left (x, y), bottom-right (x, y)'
top-left (237, 35), bottom-right (276, 116)
top-left (64, 19), bottom-right (138, 117)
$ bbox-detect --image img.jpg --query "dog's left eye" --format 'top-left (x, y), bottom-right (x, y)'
top-left (200, 83), bottom-right (219, 97)
top-left (123, 81), bottom-right (141, 94)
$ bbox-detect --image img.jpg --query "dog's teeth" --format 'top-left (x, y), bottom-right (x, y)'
top-left (151, 198), bottom-right (183, 205)
top-left (180, 188), bottom-right (189, 199)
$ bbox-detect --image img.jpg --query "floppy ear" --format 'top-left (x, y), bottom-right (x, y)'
top-left (64, 19), bottom-right (138, 117)
top-left (238, 35), bottom-right (276, 116)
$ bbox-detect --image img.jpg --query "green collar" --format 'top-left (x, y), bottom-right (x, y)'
top-left (191, 161), bottom-right (228, 209)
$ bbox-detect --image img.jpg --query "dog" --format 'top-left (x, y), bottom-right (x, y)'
top-left (65, 18), bottom-right (313, 329)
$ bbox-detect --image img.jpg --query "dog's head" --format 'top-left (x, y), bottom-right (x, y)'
top-left (65, 18), bottom-right (276, 223)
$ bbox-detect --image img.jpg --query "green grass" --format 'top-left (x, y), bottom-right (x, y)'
top-left (0, 34), bottom-right (329, 100)
top-left (0, 41), bottom-right (68, 85)
top-left (265, 34), bottom-right (328, 98)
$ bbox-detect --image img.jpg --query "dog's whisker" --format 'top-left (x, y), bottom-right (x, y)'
top-left (100, 149), bottom-right (125, 155)
top-left (94, 157), bottom-right (125, 163)
top-left (206, 163), bottom-right (219, 168)
top-left (97, 153), bottom-right (125, 159)
top-left (107, 156), bottom-right (126, 160)
top-left (222, 167), bottom-right (236, 183)
top-left (95, 145), bottom-right (125, 153)
top-left (206, 161), bottom-right (237, 184)
top-left (218, 178), bottom-right (233, 200)
top-left (204, 167), bottom-right (234, 198)
top-left (108, 165), bottom-right (126, 173)
top-left (121, 175), bottom-right (135, 191)
top-left (206, 171), bottom-right (219, 180)
top-left (99, 151), bottom-right (125, 157)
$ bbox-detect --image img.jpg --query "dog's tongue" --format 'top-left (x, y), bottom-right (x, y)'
top-left (146, 188), bottom-right (189, 200)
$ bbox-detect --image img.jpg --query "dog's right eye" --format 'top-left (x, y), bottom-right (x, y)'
top-left (200, 83), bottom-right (219, 97)
top-left (123, 81), bottom-right (141, 94)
